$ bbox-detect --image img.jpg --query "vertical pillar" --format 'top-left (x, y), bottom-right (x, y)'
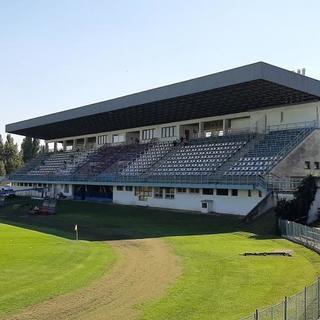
top-left (63, 141), bottom-right (67, 152)
top-left (84, 137), bottom-right (88, 150)
top-left (45, 142), bottom-right (49, 153)
top-left (223, 119), bottom-right (227, 134)
top-left (53, 142), bottom-right (57, 152)
top-left (198, 122), bottom-right (204, 138)
top-left (73, 139), bottom-right (76, 150)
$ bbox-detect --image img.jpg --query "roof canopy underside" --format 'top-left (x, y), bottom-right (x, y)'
top-left (6, 62), bottom-right (320, 140)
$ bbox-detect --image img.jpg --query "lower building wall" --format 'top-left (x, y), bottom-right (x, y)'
top-left (113, 187), bottom-right (263, 215)
top-left (11, 183), bottom-right (73, 198)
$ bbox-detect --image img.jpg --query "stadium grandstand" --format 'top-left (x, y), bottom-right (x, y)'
top-left (6, 62), bottom-right (320, 215)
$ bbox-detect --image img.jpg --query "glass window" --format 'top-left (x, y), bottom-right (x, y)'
top-left (135, 186), bottom-right (152, 201)
top-left (116, 186), bottom-right (124, 191)
top-left (202, 202), bottom-right (208, 209)
top-left (216, 189), bottom-right (228, 196)
top-left (314, 162), bottom-right (320, 170)
top-left (98, 135), bottom-right (107, 145)
top-left (161, 126), bottom-right (176, 138)
top-left (125, 186), bottom-right (133, 191)
top-left (305, 161), bottom-right (311, 169)
top-left (142, 129), bottom-right (155, 140)
top-left (231, 189), bottom-right (238, 196)
top-left (164, 187), bottom-right (175, 199)
top-left (154, 187), bottom-right (163, 199)
top-left (203, 188), bottom-right (214, 195)
top-left (177, 187), bottom-right (187, 193)
top-left (189, 188), bottom-right (200, 194)
top-left (113, 134), bottom-right (125, 143)
top-left (64, 184), bottom-right (69, 193)
top-left (248, 190), bottom-right (252, 197)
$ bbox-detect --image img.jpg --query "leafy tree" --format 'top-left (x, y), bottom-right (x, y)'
top-left (3, 134), bottom-right (22, 174)
top-left (21, 137), bottom-right (40, 163)
top-left (0, 135), bottom-right (4, 160)
top-left (32, 138), bottom-right (40, 156)
top-left (21, 137), bottom-right (33, 163)
top-left (0, 160), bottom-right (5, 176)
top-left (275, 175), bottom-right (317, 223)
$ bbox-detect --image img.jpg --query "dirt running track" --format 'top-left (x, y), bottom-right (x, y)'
top-left (3, 238), bottom-right (181, 320)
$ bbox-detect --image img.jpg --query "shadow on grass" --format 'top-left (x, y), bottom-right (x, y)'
top-left (0, 199), bottom-right (279, 241)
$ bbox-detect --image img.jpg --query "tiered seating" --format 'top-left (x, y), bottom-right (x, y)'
top-left (150, 135), bottom-right (249, 176)
top-left (28, 150), bottom-right (90, 176)
top-left (76, 143), bottom-right (149, 176)
top-left (225, 128), bottom-right (310, 176)
top-left (121, 141), bottom-right (174, 176)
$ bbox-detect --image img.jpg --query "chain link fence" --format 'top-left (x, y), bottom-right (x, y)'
top-left (240, 220), bottom-right (320, 320)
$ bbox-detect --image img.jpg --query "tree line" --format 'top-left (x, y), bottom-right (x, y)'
top-left (0, 135), bottom-right (41, 176)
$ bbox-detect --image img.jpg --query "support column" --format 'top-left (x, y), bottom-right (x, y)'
top-left (73, 139), bottom-right (76, 150)
top-left (223, 119), bottom-right (227, 134)
top-left (63, 141), bottom-right (67, 152)
top-left (53, 142), bottom-right (57, 152)
top-left (199, 122), bottom-right (204, 138)
top-left (45, 142), bottom-right (49, 153)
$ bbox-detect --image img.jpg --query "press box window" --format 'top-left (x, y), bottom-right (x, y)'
top-left (202, 188), bottom-right (214, 195)
top-left (125, 186), bottom-right (133, 191)
top-left (161, 126), bottom-right (175, 138)
top-left (216, 189), bottom-right (228, 196)
top-left (142, 129), bottom-right (155, 140)
top-left (98, 135), bottom-right (107, 145)
top-left (189, 188), bottom-right (200, 194)
top-left (177, 188), bottom-right (187, 193)
top-left (305, 161), bottom-right (311, 169)
top-left (116, 186), bottom-right (124, 191)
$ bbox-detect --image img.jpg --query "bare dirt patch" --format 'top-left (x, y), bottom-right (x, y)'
top-left (2, 238), bottom-right (181, 320)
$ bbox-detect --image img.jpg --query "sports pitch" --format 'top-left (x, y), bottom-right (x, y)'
top-left (0, 200), bottom-right (319, 320)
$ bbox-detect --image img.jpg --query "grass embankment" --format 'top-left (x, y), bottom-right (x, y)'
top-left (0, 199), bottom-right (319, 319)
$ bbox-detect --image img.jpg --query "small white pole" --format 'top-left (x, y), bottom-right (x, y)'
top-left (74, 224), bottom-right (79, 241)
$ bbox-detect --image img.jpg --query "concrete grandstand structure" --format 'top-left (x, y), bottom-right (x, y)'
top-left (6, 62), bottom-right (320, 215)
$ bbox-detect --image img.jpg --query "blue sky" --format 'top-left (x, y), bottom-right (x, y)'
top-left (1, 0), bottom-right (320, 144)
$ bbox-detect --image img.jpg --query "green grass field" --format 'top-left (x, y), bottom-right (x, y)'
top-left (0, 223), bottom-right (115, 316)
top-left (0, 199), bottom-right (319, 319)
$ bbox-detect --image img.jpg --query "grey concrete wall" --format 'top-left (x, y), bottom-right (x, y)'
top-left (271, 129), bottom-right (320, 178)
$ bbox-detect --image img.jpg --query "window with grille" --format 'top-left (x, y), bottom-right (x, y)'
top-left (161, 126), bottom-right (176, 138)
top-left (142, 129), bottom-right (155, 140)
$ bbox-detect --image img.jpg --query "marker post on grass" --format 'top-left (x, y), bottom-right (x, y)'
top-left (74, 224), bottom-right (79, 241)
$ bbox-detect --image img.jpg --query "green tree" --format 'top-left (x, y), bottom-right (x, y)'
top-left (0, 160), bottom-right (5, 176)
top-left (21, 137), bottom-right (33, 163)
top-left (0, 135), bottom-right (4, 160)
top-left (275, 175), bottom-right (317, 223)
top-left (32, 138), bottom-right (40, 156)
top-left (3, 134), bottom-right (22, 174)
top-left (21, 137), bottom-right (40, 163)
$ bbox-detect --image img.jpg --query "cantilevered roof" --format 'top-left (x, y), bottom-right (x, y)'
top-left (6, 62), bottom-right (320, 140)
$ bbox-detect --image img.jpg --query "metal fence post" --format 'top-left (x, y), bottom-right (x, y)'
top-left (318, 277), bottom-right (320, 318)
top-left (255, 309), bottom-right (259, 320)
top-left (304, 286), bottom-right (307, 320)
top-left (284, 296), bottom-right (288, 320)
